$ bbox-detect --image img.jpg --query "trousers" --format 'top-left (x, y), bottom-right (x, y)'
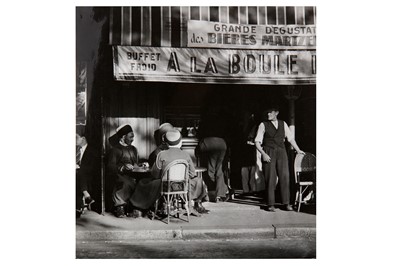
top-left (199, 137), bottom-right (228, 198)
top-left (262, 146), bottom-right (290, 205)
top-left (112, 174), bottom-right (136, 207)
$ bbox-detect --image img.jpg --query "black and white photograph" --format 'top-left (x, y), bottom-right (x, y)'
top-left (4, 0), bottom-right (400, 264)
top-left (75, 6), bottom-right (316, 258)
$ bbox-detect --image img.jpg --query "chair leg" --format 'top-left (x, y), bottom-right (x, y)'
top-left (174, 195), bottom-right (179, 219)
top-left (297, 186), bottom-right (303, 212)
top-left (167, 195), bottom-right (170, 224)
top-left (183, 193), bottom-right (190, 223)
top-left (153, 199), bottom-right (158, 220)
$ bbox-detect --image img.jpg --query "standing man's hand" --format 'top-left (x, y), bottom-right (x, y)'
top-left (297, 150), bottom-right (305, 155)
top-left (262, 153), bottom-right (271, 163)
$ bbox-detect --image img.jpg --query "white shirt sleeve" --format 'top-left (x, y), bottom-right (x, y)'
top-left (284, 122), bottom-right (294, 142)
top-left (254, 123), bottom-right (265, 143)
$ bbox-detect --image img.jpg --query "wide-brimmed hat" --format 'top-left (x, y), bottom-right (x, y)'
top-left (154, 123), bottom-right (174, 145)
top-left (158, 123), bottom-right (174, 136)
top-left (164, 129), bottom-right (182, 146)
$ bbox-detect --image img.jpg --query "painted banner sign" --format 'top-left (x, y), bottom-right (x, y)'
top-left (187, 20), bottom-right (316, 50)
top-left (113, 46), bottom-right (316, 84)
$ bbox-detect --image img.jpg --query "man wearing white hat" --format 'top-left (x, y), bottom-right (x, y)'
top-left (150, 129), bottom-right (210, 214)
top-left (107, 124), bottom-right (139, 218)
top-left (148, 123), bottom-right (174, 167)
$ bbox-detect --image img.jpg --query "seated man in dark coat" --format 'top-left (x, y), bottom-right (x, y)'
top-left (107, 124), bottom-right (140, 218)
top-left (131, 129), bottom-right (209, 215)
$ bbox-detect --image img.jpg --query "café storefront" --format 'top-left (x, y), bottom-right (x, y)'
top-left (76, 6), bottom-right (316, 214)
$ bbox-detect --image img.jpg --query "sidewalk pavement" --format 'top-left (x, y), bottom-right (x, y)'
top-left (76, 194), bottom-right (316, 241)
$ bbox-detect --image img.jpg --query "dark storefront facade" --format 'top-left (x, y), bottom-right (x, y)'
top-left (76, 6), bottom-right (316, 213)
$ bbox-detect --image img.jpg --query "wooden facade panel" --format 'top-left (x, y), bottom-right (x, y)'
top-left (267, 7), bottom-right (277, 25)
top-left (277, 6), bottom-right (285, 25)
top-left (258, 6), bottom-right (266, 25)
top-left (248, 6), bottom-right (257, 24)
top-left (219, 6), bottom-right (228, 23)
top-left (141, 7), bottom-right (151, 46)
top-left (122, 7), bottom-right (131, 45)
top-left (151, 7), bottom-right (161, 47)
top-left (228, 6), bottom-right (238, 24)
top-left (296, 6), bottom-right (305, 25)
top-left (131, 7), bottom-right (141, 45)
top-left (286, 6), bottom-right (295, 25)
top-left (305, 6), bottom-right (315, 25)
top-left (161, 7), bottom-right (171, 47)
top-left (239, 6), bottom-right (247, 24)
top-left (200, 6), bottom-right (208, 21)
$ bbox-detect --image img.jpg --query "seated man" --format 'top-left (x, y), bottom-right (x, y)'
top-left (107, 124), bottom-right (140, 218)
top-left (76, 128), bottom-right (96, 218)
top-left (151, 129), bottom-right (210, 214)
top-left (148, 123), bottom-right (174, 167)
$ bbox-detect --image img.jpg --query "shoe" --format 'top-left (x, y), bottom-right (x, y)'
top-left (223, 195), bottom-right (230, 202)
top-left (76, 210), bottom-right (82, 218)
top-left (228, 188), bottom-right (235, 199)
top-left (132, 209), bottom-right (143, 218)
top-left (266, 206), bottom-right (276, 212)
top-left (198, 202), bottom-right (210, 213)
top-left (194, 203), bottom-right (210, 214)
top-left (190, 208), bottom-right (202, 217)
top-left (146, 210), bottom-right (155, 219)
top-left (284, 204), bottom-right (294, 211)
top-left (84, 196), bottom-right (95, 206)
top-left (215, 197), bottom-right (222, 203)
top-left (82, 197), bottom-right (95, 211)
top-left (114, 205), bottom-right (126, 218)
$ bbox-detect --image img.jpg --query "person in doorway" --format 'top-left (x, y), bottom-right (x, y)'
top-left (148, 123), bottom-right (174, 167)
top-left (197, 110), bottom-right (230, 203)
top-left (107, 124), bottom-right (140, 218)
top-left (254, 106), bottom-right (305, 212)
top-left (76, 127), bottom-right (97, 218)
top-left (239, 113), bottom-right (258, 195)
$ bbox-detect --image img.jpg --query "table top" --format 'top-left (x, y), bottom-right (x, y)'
top-left (130, 167), bottom-right (151, 173)
top-left (195, 167), bottom-right (207, 172)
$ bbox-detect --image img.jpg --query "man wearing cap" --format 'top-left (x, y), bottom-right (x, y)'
top-left (107, 124), bottom-right (139, 218)
top-left (149, 129), bottom-right (210, 214)
top-left (148, 123), bottom-right (174, 167)
top-left (255, 107), bottom-right (305, 212)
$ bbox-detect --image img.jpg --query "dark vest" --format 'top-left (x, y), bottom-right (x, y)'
top-left (262, 120), bottom-right (285, 149)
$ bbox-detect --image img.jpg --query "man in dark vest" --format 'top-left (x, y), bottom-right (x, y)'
top-left (255, 106), bottom-right (305, 212)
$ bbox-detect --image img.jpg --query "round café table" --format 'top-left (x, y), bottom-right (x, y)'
top-left (195, 166), bottom-right (207, 179)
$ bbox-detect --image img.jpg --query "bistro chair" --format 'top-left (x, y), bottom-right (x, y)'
top-left (153, 159), bottom-right (191, 224)
top-left (294, 152), bottom-right (316, 212)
